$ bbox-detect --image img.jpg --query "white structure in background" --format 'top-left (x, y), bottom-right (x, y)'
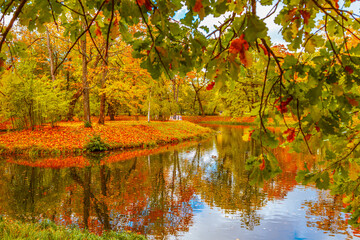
top-left (169, 115), bottom-right (182, 121)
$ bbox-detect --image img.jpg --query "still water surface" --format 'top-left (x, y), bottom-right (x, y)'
top-left (0, 126), bottom-right (358, 239)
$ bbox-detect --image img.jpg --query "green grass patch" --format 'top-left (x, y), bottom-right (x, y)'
top-left (0, 218), bottom-right (146, 240)
top-left (200, 121), bottom-right (257, 126)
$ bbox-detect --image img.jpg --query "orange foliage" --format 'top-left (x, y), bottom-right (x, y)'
top-left (229, 34), bottom-right (251, 67)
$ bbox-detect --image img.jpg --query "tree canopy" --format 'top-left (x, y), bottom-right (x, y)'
top-left (2, 0), bottom-right (360, 227)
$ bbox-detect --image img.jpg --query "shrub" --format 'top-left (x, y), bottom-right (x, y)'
top-left (85, 135), bottom-right (110, 152)
top-left (84, 121), bottom-right (92, 128)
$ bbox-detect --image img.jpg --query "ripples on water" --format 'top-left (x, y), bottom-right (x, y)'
top-left (0, 126), bottom-right (358, 239)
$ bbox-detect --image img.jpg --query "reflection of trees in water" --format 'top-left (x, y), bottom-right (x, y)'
top-left (0, 151), bottom-right (198, 237)
top-left (262, 147), bottom-right (313, 201)
top-left (303, 191), bottom-right (353, 237)
top-left (113, 151), bottom-right (196, 239)
top-left (193, 127), bottom-right (265, 230)
top-left (0, 163), bottom-right (67, 223)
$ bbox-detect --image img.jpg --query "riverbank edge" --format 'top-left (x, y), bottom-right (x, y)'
top-left (0, 217), bottom-right (146, 239)
top-left (0, 121), bottom-right (213, 156)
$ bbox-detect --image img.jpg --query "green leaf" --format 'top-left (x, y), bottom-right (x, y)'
top-left (244, 15), bottom-right (268, 42)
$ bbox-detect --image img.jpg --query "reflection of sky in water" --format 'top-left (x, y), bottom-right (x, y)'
top-left (190, 195), bottom-right (205, 214)
top-left (176, 186), bottom-right (352, 240)
top-left (168, 129), bottom-right (355, 240)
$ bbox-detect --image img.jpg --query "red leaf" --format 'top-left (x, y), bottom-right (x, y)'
top-left (193, 0), bottom-right (203, 12)
top-left (275, 96), bottom-right (293, 114)
top-left (299, 10), bottom-right (310, 25)
top-left (95, 27), bottom-right (102, 37)
top-left (206, 81), bottom-right (215, 90)
top-left (259, 44), bottom-right (269, 56)
top-left (259, 157), bottom-right (265, 171)
top-left (229, 34), bottom-right (251, 67)
top-left (249, 129), bottom-right (255, 141)
top-left (137, 0), bottom-right (152, 10)
top-left (136, 0), bottom-right (145, 6)
top-left (315, 126), bottom-right (320, 132)
top-left (229, 34), bottom-right (249, 54)
top-left (346, 96), bottom-right (359, 107)
top-left (144, 0), bottom-right (152, 11)
top-left (345, 66), bottom-right (354, 74)
top-left (305, 133), bottom-right (312, 141)
top-left (284, 128), bottom-right (296, 142)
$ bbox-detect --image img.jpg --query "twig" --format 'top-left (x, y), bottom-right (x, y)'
top-left (312, 0), bottom-right (360, 41)
top-left (259, 51), bottom-right (271, 133)
top-left (136, 1), bottom-right (172, 80)
top-left (47, 0), bottom-right (59, 30)
top-left (324, 15), bottom-right (343, 66)
top-left (297, 99), bottom-right (313, 155)
top-left (54, 0), bottom-right (85, 16)
top-left (53, 0), bottom-right (107, 74)
top-left (0, 0), bottom-right (28, 52)
top-left (77, 0), bottom-right (107, 64)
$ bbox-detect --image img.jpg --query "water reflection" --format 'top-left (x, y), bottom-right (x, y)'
top-left (0, 126), bottom-right (357, 239)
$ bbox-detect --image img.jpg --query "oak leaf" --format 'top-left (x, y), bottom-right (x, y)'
top-left (193, 0), bottom-right (203, 12)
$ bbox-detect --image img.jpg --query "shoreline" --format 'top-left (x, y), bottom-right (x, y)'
top-left (0, 120), bottom-right (213, 156)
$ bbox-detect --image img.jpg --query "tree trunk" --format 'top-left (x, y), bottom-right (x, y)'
top-left (83, 167), bottom-right (91, 229)
top-left (212, 105), bottom-right (217, 115)
top-left (98, 57), bottom-right (108, 124)
top-left (67, 88), bottom-right (83, 121)
top-left (195, 90), bottom-right (205, 116)
top-left (147, 88), bottom-right (151, 123)
top-left (108, 103), bottom-right (115, 120)
top-left (81, 21), bottom-right (91, 124)
top-left (46, 27), bottom-right (56, 83)
top-left (99, 1), bottom-right (114, 124)
top-left (100, 165), bottom-right (111, 230)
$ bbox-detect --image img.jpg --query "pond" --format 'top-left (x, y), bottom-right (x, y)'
top-left (0, 125), bottom-right (358, 239)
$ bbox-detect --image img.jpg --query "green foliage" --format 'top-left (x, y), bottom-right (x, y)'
top-left (84, 121), bottom-right (92, 128)
top-left (0, 62), bottom-right (68, 129)
top-left (85, 134), bottom-right (110, 152)
top-left (245, 153), bottom-right (282, 186)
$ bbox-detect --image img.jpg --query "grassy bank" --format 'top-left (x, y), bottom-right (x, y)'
top-left (0, 120), bottom-right (212, 155)
top-left (0, 218), bottom-right (145, 240)
top-left (183, 115), bottom-right (255, 124)
top-left (183, 116), bottom-right (297, 126)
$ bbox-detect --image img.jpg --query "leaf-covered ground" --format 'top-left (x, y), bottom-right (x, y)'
top-left (0, 119), bottom-right (212, 155)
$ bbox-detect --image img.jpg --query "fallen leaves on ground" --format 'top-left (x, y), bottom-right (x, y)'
top-left (0, 120), bottom-right (212, 154)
